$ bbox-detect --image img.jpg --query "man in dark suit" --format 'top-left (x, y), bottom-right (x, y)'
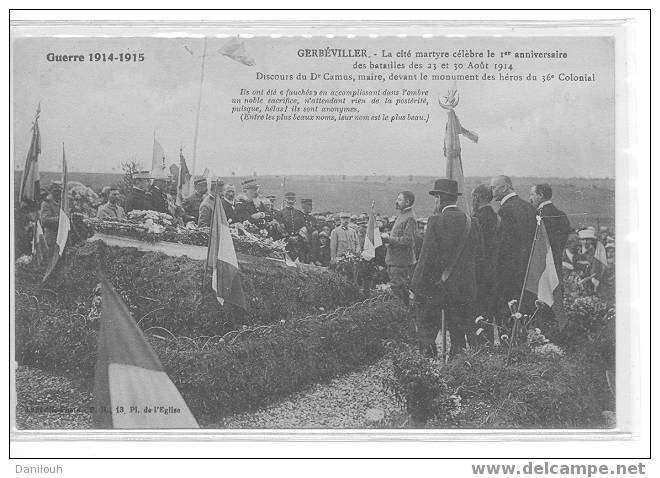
top-left (529, 183), bottom-right (571, 279)
top-left (221, 183), bottom-right (236, 224)
top-left (489, 175), bottom-right (538, 314)
top-left (471, 184), bottom-right (500, 325)
top-left (410, 179), bottom-right (483, 358)
top-left (125, 171), bottom-right (153, 213)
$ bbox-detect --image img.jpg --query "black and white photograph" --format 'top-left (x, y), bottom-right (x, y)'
top-left (11, 16), bottom-right (632, 442)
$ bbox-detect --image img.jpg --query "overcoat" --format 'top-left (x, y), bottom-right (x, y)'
top-left (385, 207), bottom-right (417, 267)
top-left (495, 195), bottom-right (538, 301)
top-left (124, 187), bottom-right (151, 213)
top-left (410, 206), bottom-right (483, 306)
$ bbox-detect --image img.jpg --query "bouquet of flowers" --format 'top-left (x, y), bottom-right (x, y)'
top-left (67, 181), bottom-right (99, 216)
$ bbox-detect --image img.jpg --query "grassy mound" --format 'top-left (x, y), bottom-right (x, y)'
top-left (15, 288), bottom-right (412, 423)
top-left (384, 344), bottom-right (611, 429)
top-left (16, 241), bottom-right (362, 336)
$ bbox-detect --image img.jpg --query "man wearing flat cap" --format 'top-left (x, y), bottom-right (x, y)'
top-left (410, 179), bottom-right (483, 358)
top-left (125, 171), bottom-right (153, 213)
top-left (182, 178), bottom-right (207, 223)
top-left (330, 212), bottom-right (361, 263)
top-left (274, 192), bottom-right (307, 260)
top-left (198, 178), bottom-right (224, 228)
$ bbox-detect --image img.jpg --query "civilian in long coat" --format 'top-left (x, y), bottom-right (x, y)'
top-left (490, 176), bottom-right (538, 311)
top-left (471, 184), bottom-right (500, 322)
top-left (529, 183), bottom-right (571, 279)
top-left (410, 179), bottom-right (483, 358)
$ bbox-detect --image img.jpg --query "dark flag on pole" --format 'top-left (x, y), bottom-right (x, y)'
top-left (93, 276), bottom-right (199, 429)
top-left (19, 105), bottom-right (42, 206)
top-left (440, 85), bottom-right (478, 215)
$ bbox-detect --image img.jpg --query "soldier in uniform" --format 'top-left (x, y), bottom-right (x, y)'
top-left (125, 171), bottom-right (153, 213)
top-left (410, 179), bottom-right (484, 358)
top-left (198, 179), bottom-right (223, 228)
top-left (300, 198), bottom-right (318, 263)
top-left (330, 212), bottom-right (361, 263)
top-left (275, 192), bottom-right (307, 260)
top-left (182, 178), bottom-right (207, 223)
top-left (234, 180), bottom-right (269, 226)
top-left (266, 194), bottom-right (278, 212)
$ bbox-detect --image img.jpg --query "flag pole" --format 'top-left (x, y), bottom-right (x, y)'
top-left (191, 36), bottom-right (208, 180)
top-left (509, 219), bottom-right (541, 352)
top-left (202, 192), bottom-right (218, 289)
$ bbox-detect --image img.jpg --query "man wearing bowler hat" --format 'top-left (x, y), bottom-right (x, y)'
top-left (410, 179), bottom-right (483, 358)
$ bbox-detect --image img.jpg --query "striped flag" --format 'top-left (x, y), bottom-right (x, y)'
top-left (31, 217), bottom-right (48, 265)
top-left (19, 105), bottom-right (41, 205)
top-left (524, 218), bottom-right (567, 328)
top-left (361, 205), bottom-right (383, 261)
top-left (176, 148), bottom-right (193, 206)
top-left (43, 146), bottom-right (71, 281)
top-left (591, 240), bottom-right (609, 288)
top-left (218, 37), bottom-right (255, 66)
top-left (93, 277), bottom-right (199, 429)
top-left (440, 86), bottom-right (478, 215)
top-left (207, 196), bottom-right (246, 309)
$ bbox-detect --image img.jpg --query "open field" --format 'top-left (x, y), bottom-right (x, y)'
top-left (16, 172), bottom-right (615, 230)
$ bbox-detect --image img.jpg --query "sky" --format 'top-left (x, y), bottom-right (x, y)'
top-left (13, 35), bottom-right (615, 178)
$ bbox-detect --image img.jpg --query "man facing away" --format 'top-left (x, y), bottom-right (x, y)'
top-left (330, 212), bottom-right (361, 263)
top-left (529, 183), bottom-right (571, 279)
top-left (471, 184), bottom-right (500, 324)
top-left (96, 188), bottom-right (127, 220)
top-left (410, 179), bottom-right (483, 358)
top-left (489, 175), bottom-right (538, 314)
top-left (381, 191), bottom-right (417, 305)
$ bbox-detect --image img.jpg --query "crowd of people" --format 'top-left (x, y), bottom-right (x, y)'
top-left (33, 171), bottom-right (614, 360)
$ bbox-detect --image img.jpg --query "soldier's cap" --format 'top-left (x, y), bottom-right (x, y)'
top-left (319, 231), bottom-right (329, 238)
top-left (266, 194), bottom-right (277, 199)
top-left (241, 178), bottom-right (259, 189)
top-left (339, 212), bottom-right (351, 218)
top-left (357, 219), bottom-right (368, 226)
top-left (194, 178), bottom-right (207, 186)
top-left (284, 191), bottom-right (297, 199)
top-left (301, 198), bottom-right (313, 205)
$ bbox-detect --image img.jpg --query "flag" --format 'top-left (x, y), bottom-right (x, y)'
top-left (524, 218), bottom-right (567, 329)
top-left (151, 134), bottom-right (167, 179)
top-left (361, 206), bottom-right (383, 261)
top-left (43, 146), bottom-right (70, 281)
top-left (19, 105), bottom-right (41, 205)
top-left (93, 277), bottom-right (199, 429)
top-left (219, 37), bottom-right (255, 66)
top-left (207, 196), bottom-right (246, 309)
top-left (31, 217), bottom-right (48, 265)
top-left (591, 240), bottom-right (609, 288)
top-left (440, 86), bottom-right (478, 215)
top-left (176, 149), bottom-right (193, 206)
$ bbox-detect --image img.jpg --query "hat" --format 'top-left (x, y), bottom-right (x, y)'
top-left (266, 194), bottom-right (277, 200)
top-left (48, 182), bottom-right (62, 194)
top-left (429, 178), bottom-right (461, 196)
top-left (578, 229), bottom-right (597, 240)
top-left (194, 178), bottom-right (207, 186)
top-left (284, 191), bottom-right (297, 199)
top-left (301, 198), bottom-right (313, 205)
top-left (339, 212), bottom-right (350, 218)
top-left (241, 179), bottom-right (259, 190)
top-left (357, 219), bottom-right (368, 226)
top-left (319, 231), bottom-right (329, 238)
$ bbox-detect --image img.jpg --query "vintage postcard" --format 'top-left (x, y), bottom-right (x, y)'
top-left (11, 19), bottom-right (626, 438)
